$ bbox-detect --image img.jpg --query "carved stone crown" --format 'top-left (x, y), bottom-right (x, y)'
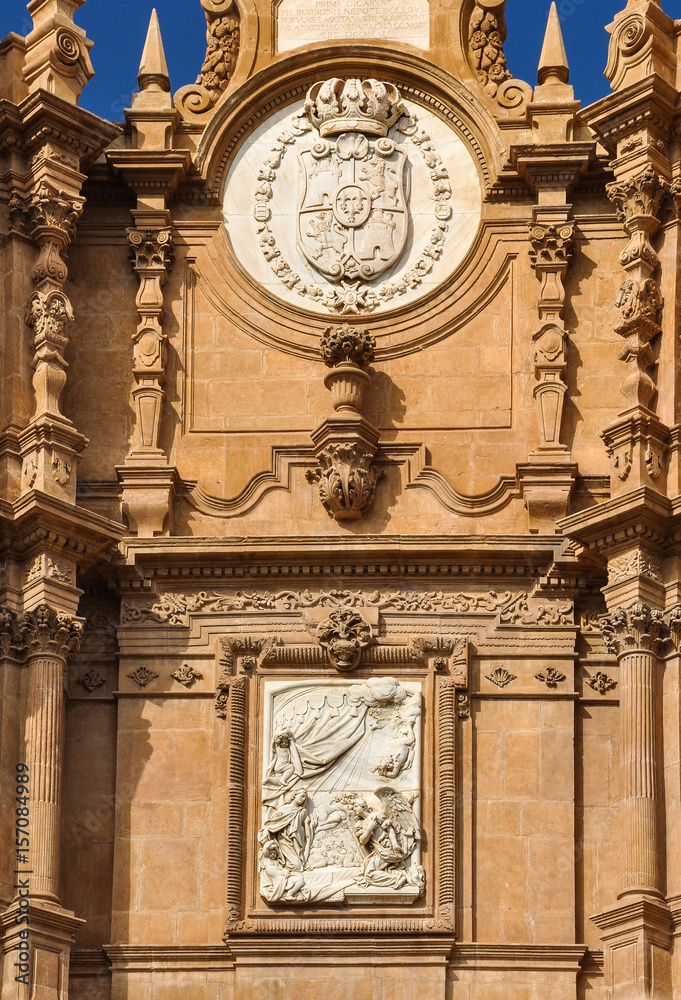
top-left (304, 78), bottom-right (404, 138)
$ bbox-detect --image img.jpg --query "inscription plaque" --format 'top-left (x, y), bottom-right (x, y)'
top-left (277, 0), bottom-right (430, 53)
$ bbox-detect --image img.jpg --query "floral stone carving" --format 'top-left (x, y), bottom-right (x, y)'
top-left (316, 607), bottom-right (373, 671)
top-left (259, 677), bottom-right (424, 905)
top-left (175, 0), bottom-right (240, 119)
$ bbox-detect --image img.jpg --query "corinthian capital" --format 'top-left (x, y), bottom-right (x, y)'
top-left (21, 604), bottom-right (83, 661)
top-left (599, 603), bottom-right (667, 655)
top-left (606, 167), bottom-right (667, 226)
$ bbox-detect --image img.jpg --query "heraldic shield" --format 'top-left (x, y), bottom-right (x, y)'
top-left (298, 132), bottom-right (409, 283)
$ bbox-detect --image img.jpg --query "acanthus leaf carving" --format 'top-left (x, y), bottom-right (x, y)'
top-left (307, 440), bottom-right (382, 521)
top-left (599, 603), bottom-right (668, 656)
top-left (21, 604), bottom-right (83, 661)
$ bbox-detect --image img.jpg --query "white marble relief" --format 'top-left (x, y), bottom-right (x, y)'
top-left (259, 677), bottom-right (424, 905)
top-left (223, 98), bottom-right (481, 317)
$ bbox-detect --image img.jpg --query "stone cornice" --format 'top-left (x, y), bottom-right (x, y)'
top-left (559, 487), bottom-right (672, 555)
top-left (0, 89), bottom-right (119, 173)
top-left (0, 489), bottom-right (124, 564)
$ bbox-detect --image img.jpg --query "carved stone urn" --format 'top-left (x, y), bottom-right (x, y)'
top-left (307, 324), bottom-right (382, 521)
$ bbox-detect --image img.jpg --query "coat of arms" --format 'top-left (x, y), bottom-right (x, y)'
top-left (252, 77), bottom-right (454, 314)
top-left (298, 79), bottom-right (408, 284)
top-left (298, 133), bottom-right (408, 282)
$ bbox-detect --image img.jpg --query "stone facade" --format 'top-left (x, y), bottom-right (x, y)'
top-left (1, 1), bottom-right (681, 998)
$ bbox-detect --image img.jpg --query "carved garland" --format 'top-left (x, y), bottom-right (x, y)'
top-left (121, 588), bottom-right (574, 627)
top-left (253, 111), bottom-right (451, 315)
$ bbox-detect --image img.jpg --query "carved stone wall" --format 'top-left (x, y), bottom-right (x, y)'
top-left (4, 2), bottom-right (681, 1000)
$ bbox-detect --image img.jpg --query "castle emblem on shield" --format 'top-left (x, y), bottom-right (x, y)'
top-left (298, 79), bottom-right (409, 283)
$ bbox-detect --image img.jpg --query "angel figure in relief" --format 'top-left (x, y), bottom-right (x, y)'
top-left (347, 787), bottom-right (424, 893)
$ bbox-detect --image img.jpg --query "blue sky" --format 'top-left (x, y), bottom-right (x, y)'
top-left (0, 0), bottom-right (669, 122)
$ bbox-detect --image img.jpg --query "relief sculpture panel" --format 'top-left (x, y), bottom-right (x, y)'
top-left (259, 677), bottom-right (424, 905)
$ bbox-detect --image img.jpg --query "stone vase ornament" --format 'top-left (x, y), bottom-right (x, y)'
top-left (308, 324), bottom-right (382, 521)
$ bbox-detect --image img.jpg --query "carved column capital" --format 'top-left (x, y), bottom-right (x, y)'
top-left (599, 602), bottom-right (667, 656)
top-left (127, 227), bottom-right (174, 275)
top-left (20, 604), bottom-right (83, 662)
top-left (528, 222), bottom-right (574, 272)
top-left (28, 182), bottom-right (84, 290)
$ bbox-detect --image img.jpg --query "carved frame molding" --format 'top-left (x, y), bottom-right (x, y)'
top-left (216, 630), bottom-right (467, 937)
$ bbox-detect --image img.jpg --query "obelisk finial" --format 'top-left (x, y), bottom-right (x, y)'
top-left (138, 8), bottom-right (170, 93)
top-left (538, 2), bottom-right (569, 86)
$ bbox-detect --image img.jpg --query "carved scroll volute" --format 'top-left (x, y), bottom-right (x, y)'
top-left (307, 325), bottom-right (382, 521)
top-left (467, 0), bottom-right (532, 115)
top-left (174, 0), bottom-right (240, 122)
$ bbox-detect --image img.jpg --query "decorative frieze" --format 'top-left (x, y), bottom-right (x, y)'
top-left (121, 588), bottom-right (573, 627)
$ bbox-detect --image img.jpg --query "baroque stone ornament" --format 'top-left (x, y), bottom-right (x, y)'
top-left (259, 677), bottom-right (424, 905)
top-left (602, 167), bottom-right (669, 487)
top-left (316, 607), bottom-right (373, 671)
top-left (485, 666), bottom-right (516, 688)
top-left (535, 667), bottom-right (566, 689)
top-left (174, 0), bottom-right (240, 118)
top-left (171, 663), bottom-right (203, 687)
top-left (249, 100), bottom-right (456, 315)
top-left (127, 665), bottom-right (159, 687)
top-left (308, 323), bottom-right (381, 521)
top-left (80, 669), bottom-right (106, 692)
top-left (586, 671), bottom-right (617, 696)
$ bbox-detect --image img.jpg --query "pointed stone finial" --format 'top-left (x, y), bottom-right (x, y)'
top-left (538, 3), bottom-right (569, 85)
top-left (138, 9), bottom-right (170, 92)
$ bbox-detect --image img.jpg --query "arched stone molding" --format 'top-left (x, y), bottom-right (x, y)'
top-left (195, 46), bottom-right (507, 199)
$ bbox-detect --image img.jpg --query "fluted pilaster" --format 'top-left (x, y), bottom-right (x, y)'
top-left (600, 603), bottom-right (666, 898)
top-left (20, 605), bottom-right (82, 903)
